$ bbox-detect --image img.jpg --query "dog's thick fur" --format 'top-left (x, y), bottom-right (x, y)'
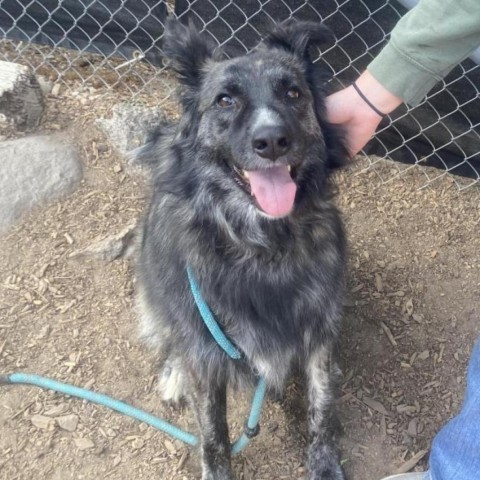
top-left (136, 18), bottom-right (348, 480)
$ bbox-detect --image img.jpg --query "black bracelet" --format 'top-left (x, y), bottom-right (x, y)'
top-left (352, 82), bottom-right (386, 118)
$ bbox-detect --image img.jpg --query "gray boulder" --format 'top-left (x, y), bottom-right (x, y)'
top-left (0, 135), bottom-right (83, 232)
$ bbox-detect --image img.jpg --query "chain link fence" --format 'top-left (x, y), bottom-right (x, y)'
top-left (1, 0), bottom-right (479, 189)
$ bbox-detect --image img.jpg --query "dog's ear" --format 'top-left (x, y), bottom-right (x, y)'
top-left (162, 17), bottom-right (220, 90)
top-left (261, 20), bottom-right (334, 61)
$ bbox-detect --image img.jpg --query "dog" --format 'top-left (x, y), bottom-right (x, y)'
top-left (136, 17), bottom-right (348, 480)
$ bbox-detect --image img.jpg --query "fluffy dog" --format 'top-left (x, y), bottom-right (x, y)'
top-left (136, 17), bottom-right (348, 480)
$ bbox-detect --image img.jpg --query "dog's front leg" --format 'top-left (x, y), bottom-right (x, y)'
top-left (188, 368), bottom-right (232, 480)
top-left (306, 345), bottom-right (345, 480)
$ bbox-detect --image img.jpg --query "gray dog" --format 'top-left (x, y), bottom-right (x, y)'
top-left (136, 17), bottom-right (348, 480)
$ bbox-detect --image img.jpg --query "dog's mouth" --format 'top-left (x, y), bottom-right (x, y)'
top-left (231, 164), bottom-right (298, 218)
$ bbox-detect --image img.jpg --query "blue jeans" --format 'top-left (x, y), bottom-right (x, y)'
top-left (423, 337), bottom-right (480, 480)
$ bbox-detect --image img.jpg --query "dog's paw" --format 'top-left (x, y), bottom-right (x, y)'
top-left (308, 466), bottom-right (345, 480)
top-left (309, 470), bottom-right (345, 480)
top-left (308, 444), bottom-right (346, 480)
top-left (201, 472), bottom-right (233, 480)
top-left (158, 361), bottom-right (186, 403)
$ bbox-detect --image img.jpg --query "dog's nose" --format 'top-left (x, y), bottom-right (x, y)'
top-left (252, 125), bottom-right (292, 160)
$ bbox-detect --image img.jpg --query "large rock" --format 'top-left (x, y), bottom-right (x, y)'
top-left (97, 103), bottom-right (167, 157)
top-left (0, 135), bottom-right (83, 232)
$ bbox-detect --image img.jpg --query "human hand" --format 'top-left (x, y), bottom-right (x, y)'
top-left (325, 71), bottom-right (403, 157)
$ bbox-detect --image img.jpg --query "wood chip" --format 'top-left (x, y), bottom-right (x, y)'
top-left (396, 405), bottom-right (416, 414)
top-left (394, 449), bottom-right (428, 474)
top-left (64, 233), bottom-right (74, 245)
top-left (380, 415), bottom-right (387, 436)
top-left (177, 450), bottom-right (189, 471)
top-left (381, 322), bottom-right (397, 346)
top-left (44, 405), bottom-right (67, 417)
top-left (351, 284), bottom-right (364, 293)
top-left (362, 396), bottom-right (390, 416)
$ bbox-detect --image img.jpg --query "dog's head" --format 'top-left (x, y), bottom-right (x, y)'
top-left (158, 18), bottom-right (346, 220)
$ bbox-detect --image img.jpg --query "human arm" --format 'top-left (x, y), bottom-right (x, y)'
top-left (325, 71), bottom-right (402, 157)
top-left (326, 0), bottom-right (480, 156)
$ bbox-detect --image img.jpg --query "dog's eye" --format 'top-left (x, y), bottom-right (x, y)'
top-left (286, 88), bottom-right (300, 100)
top-left (217, 95), bottom-right (235, 108)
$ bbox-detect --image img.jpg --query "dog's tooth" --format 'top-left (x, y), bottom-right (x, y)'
top-left (243, 170), bottom-right (250, 179)
top-left (287, 165), bottom-right (291, 172)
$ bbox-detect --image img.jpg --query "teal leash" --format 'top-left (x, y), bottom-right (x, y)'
top-left (0, 372), bottom-right (199, 446)
top-left (1, 267), bottom-right (267, 454)
top-left (187, 266), bottom-right (267, 453)
top-left (186, 267), bottom-right (242, 360)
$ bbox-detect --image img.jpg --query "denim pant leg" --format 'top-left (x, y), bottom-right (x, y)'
top-left (424, 337), bottom-right (480, 480)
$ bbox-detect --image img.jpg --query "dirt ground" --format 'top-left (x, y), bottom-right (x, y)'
top-left (1, 44), bottom-right (479, 480)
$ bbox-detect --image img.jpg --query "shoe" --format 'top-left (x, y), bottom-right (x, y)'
top-left (381, 473), bottom-right (426, 480)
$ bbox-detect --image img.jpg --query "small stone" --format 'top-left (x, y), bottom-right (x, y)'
top-left (164, 439), bottom-right (177, 455)
top-left (51, 83), bottom-right (62, 96)
top-left (113, 164), bottom-right (123, 173)
top-left (56, 414), bottom-right (79, 432)
top-left (404, 298), bottom-right (414, 316)
top-left (418, 350), bottom-right (430, 361)
top-left (97, 143), bottom-right (108, 153)
top-left (31, 414), bottom-right (55, 430)
top-left (74, 437), bottom-right (95, 450)
top-left (412, 314), bottom-right (424, 323)
top-left (36, 325), bottom-right (51, 339)
top-left (408, 418), bottom-right (418, 437)
top-left (71, 223), bottom-right (136, 262)
top-left (37, 75), bottom-right (53, 95)
top-left (131, 437), bottom-right (145, 450)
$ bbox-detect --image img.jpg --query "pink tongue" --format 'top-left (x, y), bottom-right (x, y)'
top-left (247, 165), bottom-right (297, 217)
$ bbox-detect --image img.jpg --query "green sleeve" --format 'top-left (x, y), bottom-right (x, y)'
top-left (367, 0), bottom-right (480, 106)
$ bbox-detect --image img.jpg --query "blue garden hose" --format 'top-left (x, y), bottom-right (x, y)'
top-left (0, 267), bottom-right (267, 455)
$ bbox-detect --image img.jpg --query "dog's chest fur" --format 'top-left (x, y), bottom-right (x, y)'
top-left (139, 188), bottom-right (345, 388)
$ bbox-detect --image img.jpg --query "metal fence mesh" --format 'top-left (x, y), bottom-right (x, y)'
top-left (1, 0), bottom-right (479, 190)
